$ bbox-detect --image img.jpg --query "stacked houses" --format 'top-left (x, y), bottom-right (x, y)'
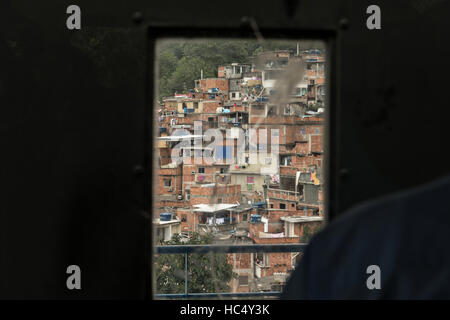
top-left (155, 49), bottom-right (326, 293)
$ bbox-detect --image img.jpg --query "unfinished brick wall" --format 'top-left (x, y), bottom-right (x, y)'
top-left (182, 160), bottom-right (217, 184)
top-left (189, 185), bottom-right (215, 205)
top-left (284, 125), bottom-right (297, 145)
top-left (176, 208), bottom-right (196, 232)
top-left (293, 142), bottom-right (309, 155)
top-left (293, 154), bottom-right (322, 170)
top-left (197, 78), bottom-right (229, 92)
top-left (216, 185), bottom-right (241, 203)
top-left (315, 78), bottom-right (325, 85)
top-left (227, 252), bottom-right (253, 293)
top-left (202, 100), bottom-right (222, 113)
top-left (228, 252), bottom-right (252, 269)
top-left (310, 135), bottom-right (322, 153)
top-left (189, 184), bottom-right (241, 205)
top-left (158, 148), bottom-right (172, 166)
top-left (268, 198), bottom-right (298, 212)
top-left (159, 171), bottom-right (182, 191)
top-left (252, 236), bottom-right (300, 277)
top-left (218, 66), bottom-right (225, 78)
top-left (264, 253), bottom-right (293, 276)
top-left (164, 100), bottom-right (178, 111)
top-left (267, 210), bottom-right (297, 222)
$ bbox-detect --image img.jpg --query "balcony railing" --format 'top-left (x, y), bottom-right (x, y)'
top-left (267, 188), bottom-right (300, 202)
top-left (154, 243), bottom-right (307, 299)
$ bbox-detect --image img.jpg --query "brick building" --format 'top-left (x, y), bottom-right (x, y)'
top-left (155, 49), bottom-right (326, 293)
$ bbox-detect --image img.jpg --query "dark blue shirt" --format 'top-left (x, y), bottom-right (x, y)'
top-left (282, 175), bottom-right (450, 299)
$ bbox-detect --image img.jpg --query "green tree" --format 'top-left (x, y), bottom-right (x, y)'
top-left (167, 56), bottom-right (215, 94)
top-left (157, 50), bottom-right (178, 98)
top-left (155, 232), bottom-right (237, 294)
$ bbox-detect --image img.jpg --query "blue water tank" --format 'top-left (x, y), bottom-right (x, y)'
top-left (160, 212), bottom-right (172, 221)
top-left (251, 214), bottom-right (262, 223)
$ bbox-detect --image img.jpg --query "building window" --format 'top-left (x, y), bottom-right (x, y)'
top-left (280, 203), bottom-right (286, 209)
top-left (218, 198), bottom-right (223, 204)
top-left (280, 155), bottom-right (292, 166)
top-left (220, 167), bottom-right (228, 174)
top-left (198, 167), bottom-right (205, 174)
top-left (164, 179), bottom-right (172, 187)
top-left (239, 275), bottom-right (249, 286)
top-left (256, 253), bottom-right (270, 267)
top-left (243, 213), bottom-right (248, 221)
top-left (181, 215), bottom-right (187, 222)
top-left (193, 102), bottom-right (198, 109)
top-left (291, 203), bottom-right (295, 208)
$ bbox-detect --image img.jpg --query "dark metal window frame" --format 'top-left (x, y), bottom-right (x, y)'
top-left (155, 244), bottom-right (307, 299)
top-left (145, 25), bottom-right (338, 299)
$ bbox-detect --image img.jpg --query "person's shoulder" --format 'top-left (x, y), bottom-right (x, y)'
top-left (314, 174), bottom-right (450, 247)
top-left (293, 174), bottom-right (450, 299)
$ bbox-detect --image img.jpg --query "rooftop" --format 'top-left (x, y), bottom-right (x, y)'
top-left (153, 217), bottom-right (181, 225)
top-left (228, 204), bottom-right (253, 213)
top-left (280, 216), bottom-right (324, 223)
top-left (157, 135), bottom-right (203, 141)
top-left (192, 203), bottom-right (239, 213)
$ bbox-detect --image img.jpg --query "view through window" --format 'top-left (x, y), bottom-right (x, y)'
top-left (153, 39), bottom-right (326, 298)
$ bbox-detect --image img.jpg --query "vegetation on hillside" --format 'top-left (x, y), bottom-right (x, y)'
top-left (156, 39), bottom-right (324, 101)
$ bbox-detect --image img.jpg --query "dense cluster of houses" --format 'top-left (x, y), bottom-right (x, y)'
top-left (155, 48), bottom-right (326, 293)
